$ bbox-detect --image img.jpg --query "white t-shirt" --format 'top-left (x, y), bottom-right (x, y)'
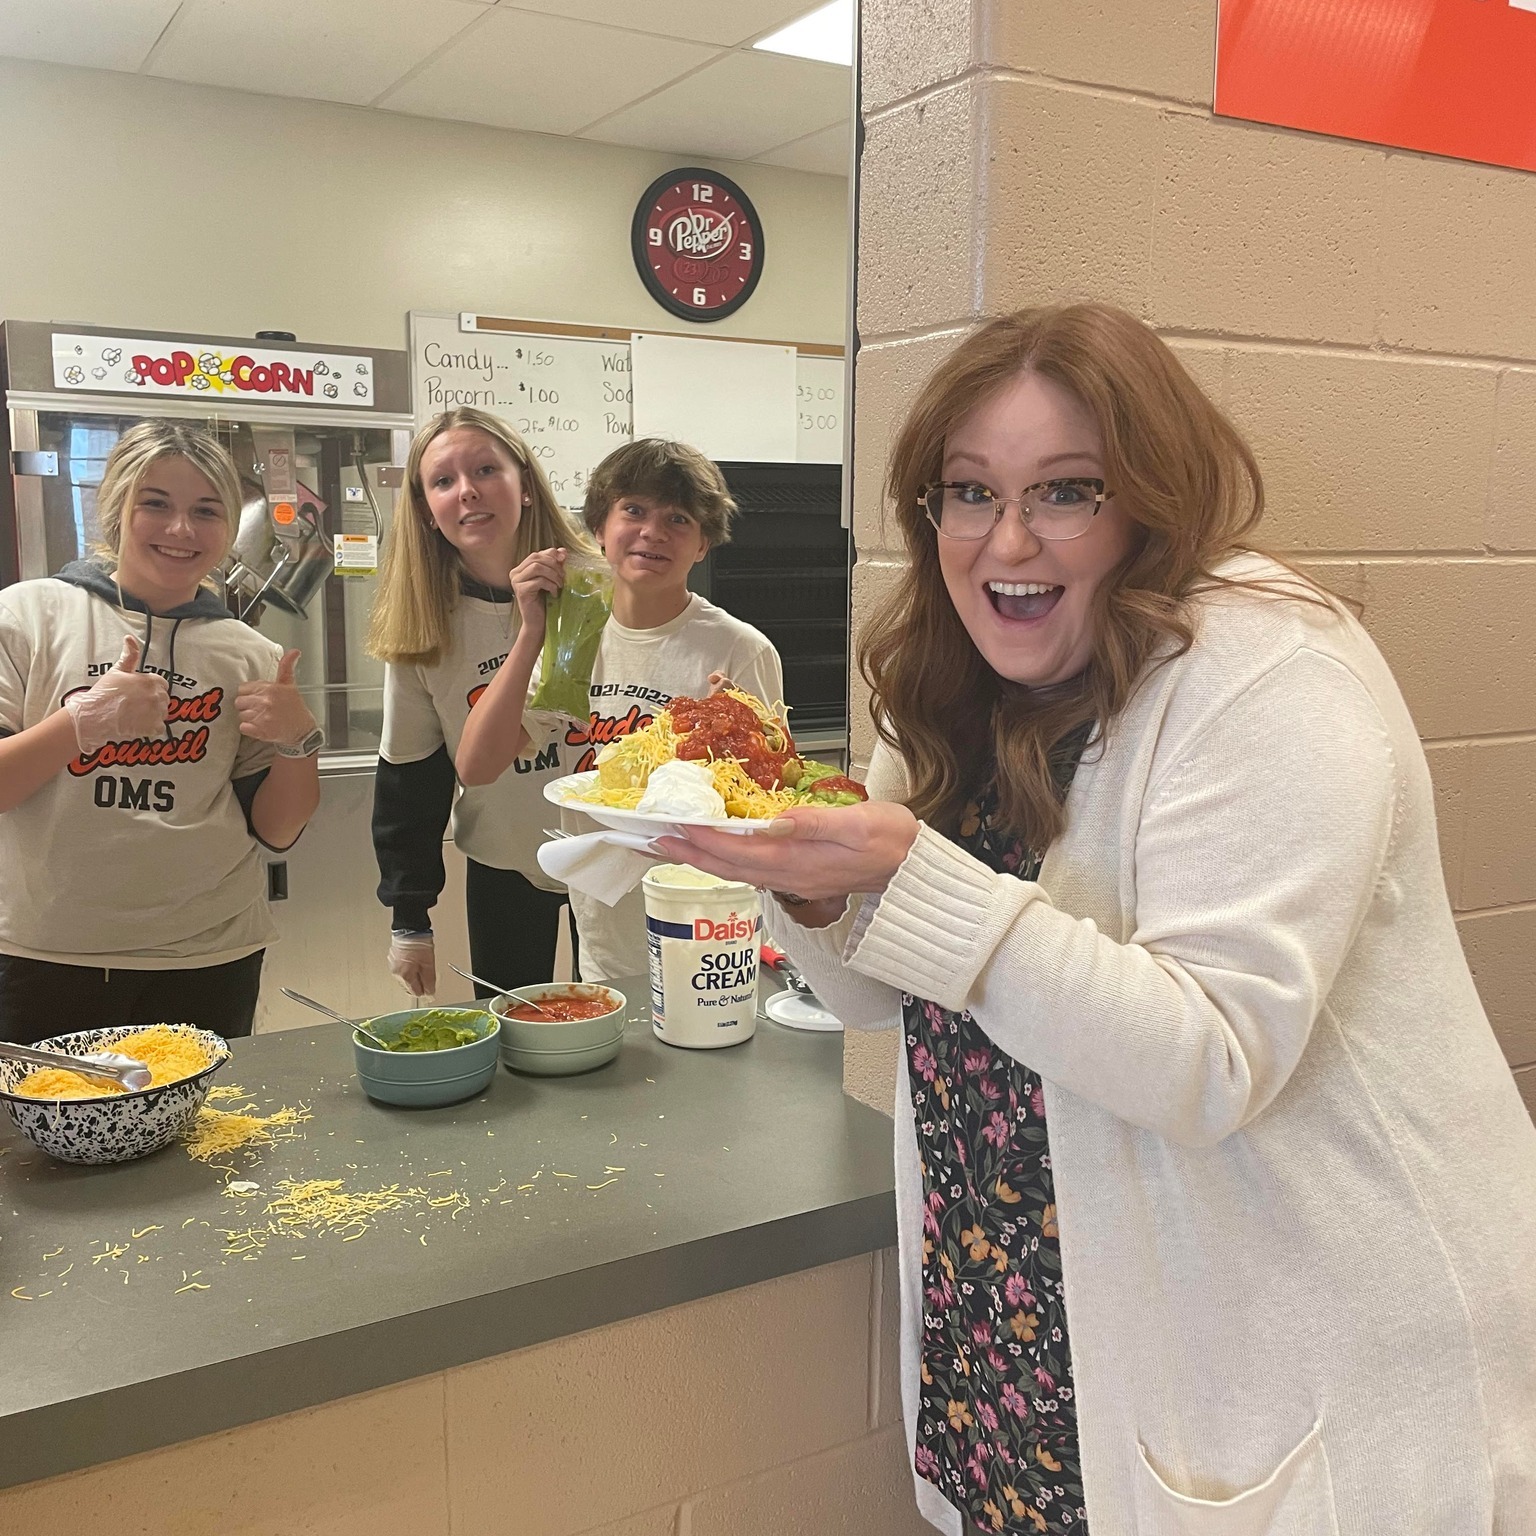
top-left (549, 594), bottom-right (784, 982)
top-left (380, 593), bottom-right (568, 891)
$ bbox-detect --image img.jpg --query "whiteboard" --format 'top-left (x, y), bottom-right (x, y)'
top-left (629, 332), bottom-right (798, 463)
top-left (409, 312), bottom-right (633, 509)
top-left (796, 354), bottom-right (845, 464)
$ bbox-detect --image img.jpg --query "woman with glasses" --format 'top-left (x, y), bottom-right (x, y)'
top-left (657, 304), bottom-right (1536, 1535)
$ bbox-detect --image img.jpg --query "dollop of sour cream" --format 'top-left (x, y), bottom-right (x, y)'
top-left (636, 758), bottom-right (726, 819)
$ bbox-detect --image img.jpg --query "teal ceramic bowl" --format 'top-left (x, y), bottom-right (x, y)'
top-left (351, 1007), bottom-right (499, 1107)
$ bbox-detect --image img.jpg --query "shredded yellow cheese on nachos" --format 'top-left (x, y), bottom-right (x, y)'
top-left (565, 690), bottom-right (800, 818)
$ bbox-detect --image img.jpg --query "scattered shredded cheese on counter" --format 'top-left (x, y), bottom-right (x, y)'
top-left (182, 1102), bottom-right (312, 1162)
top-left (219, 1178), bottom-right (429, 1259)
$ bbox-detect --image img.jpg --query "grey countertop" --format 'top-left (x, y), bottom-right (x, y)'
top-left (0, 980), bottom-right (896, 1491)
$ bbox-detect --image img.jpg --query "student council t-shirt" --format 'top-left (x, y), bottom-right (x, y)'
top-left (547, 594), bottom-right (784, 982)
top-left (0, 575), bottom-right (282, 968)
top-left (381, 593), bottom-right (568, 891)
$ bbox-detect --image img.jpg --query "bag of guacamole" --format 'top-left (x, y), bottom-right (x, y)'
top-left (528, 560), bottom-right (613, 720)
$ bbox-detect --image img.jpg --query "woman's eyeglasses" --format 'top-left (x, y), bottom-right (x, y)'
top-left (919, 478), bottom-right (1112, 541)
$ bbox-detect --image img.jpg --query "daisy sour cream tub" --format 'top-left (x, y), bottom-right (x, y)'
top-left (642, 864), bottom-right (760, 1049)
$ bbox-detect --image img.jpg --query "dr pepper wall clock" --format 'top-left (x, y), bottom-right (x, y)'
top-left (631, 167), bottom-right (765, 323)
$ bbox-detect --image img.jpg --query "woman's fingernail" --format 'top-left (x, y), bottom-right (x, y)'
top-left (764, 819), bottom-right (796, 838)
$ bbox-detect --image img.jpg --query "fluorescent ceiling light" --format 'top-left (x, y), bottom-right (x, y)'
top-left (753, 0), bottom-right (853, 67)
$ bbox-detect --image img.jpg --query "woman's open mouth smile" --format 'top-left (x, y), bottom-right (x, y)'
top-left (986, 581), bottom-right (1063, 623)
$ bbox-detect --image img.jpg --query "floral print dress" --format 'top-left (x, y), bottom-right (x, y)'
top-left (904, 767), bottom-right (1089, 1535)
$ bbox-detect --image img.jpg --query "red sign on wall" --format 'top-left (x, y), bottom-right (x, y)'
top-left (1215, 0), bottom-right (1536, 174)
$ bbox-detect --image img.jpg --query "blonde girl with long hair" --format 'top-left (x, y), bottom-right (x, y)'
top-left (659, 304), bottom-right (1536, 1535)
top-left (0, 420), bottom-right (321, 1043)
top-left (369, 407), bottom-right (591, 999)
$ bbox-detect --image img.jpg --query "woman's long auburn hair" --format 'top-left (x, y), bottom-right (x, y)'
top-left (861, 302), bottom-right (1331, 850)
top-left (368, 407), bottom-right (592, 666)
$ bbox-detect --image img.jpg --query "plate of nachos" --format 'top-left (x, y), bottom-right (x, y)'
top-left (543, 690), bottom-right (867, 835)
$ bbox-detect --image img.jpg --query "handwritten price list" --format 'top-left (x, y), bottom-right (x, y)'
top-left (410, 314), bottom-right (634, 509)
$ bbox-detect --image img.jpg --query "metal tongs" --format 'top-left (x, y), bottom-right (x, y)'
top-left (0, 1039), bottom-right (152, 1091)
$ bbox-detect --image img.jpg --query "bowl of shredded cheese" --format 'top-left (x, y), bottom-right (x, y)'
top-left (0, 1024), bottom-right (230, 1164)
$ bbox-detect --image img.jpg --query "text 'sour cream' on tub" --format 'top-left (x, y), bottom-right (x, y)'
top-left (642, 864), bottom-right (760, 1049)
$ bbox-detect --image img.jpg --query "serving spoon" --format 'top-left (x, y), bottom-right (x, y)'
top-left (279, 988), bottom-right (393, 1050)
top-left (448, 963), bottom-right (554, 1016)
top-left (0, 1040), bottom-right (152, 1092)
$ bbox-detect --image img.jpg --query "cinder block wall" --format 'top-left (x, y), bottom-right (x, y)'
top-left (0, 1254), bottom-right (927, 1536)
top-left (845, 0), bottom-right (1536, 1120)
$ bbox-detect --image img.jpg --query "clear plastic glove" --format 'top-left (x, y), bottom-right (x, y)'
top-left (388, 930), bottom-right (436, 998)
top-left (64, 634), bottom-right (169, 753)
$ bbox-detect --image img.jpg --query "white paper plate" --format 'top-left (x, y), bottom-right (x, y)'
top-left (764, 990), bottom-right (843, 1032)
top-left (543, 771), bottom-right (775, 837)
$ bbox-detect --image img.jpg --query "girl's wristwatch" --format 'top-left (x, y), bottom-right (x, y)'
top-left (276, 726), bottom-right (326, 759)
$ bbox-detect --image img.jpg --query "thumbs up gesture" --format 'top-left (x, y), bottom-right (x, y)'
top-left (63, 633), bottom-right (171, 753)
top-left (114, 634), bottom-right (142, 673)
top-left (236, 648), bottom-right (318, 747)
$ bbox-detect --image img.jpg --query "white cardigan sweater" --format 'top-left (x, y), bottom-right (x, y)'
top-left (779, 560), bottom-right (1536, 1536)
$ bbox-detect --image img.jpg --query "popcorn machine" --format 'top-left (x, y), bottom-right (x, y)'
top-left (0, 320), bottom-right (414, 753)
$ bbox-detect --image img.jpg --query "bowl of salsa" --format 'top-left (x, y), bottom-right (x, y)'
top-left (504, 990), bottom-right (620, 1024)
top-left (490, 984), bottom-right (627, 1075)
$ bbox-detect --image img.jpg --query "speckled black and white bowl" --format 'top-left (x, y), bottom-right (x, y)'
top-left (0, 1025), bottom-right (230, 1165)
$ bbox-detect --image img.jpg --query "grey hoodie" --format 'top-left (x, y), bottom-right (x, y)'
top-left (0, 561), bottom-right (284, 967)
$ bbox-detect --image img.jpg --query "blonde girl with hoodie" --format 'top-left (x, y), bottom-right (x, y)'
top-left (0, 420), bottom-right (321, 1043)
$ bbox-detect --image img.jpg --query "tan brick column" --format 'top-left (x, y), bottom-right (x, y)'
top-left (846, 0), bottom-right (1536, 1118)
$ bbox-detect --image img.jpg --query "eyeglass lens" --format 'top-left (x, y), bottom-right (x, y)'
top-left (926, 480), bottom-right (1101, 541)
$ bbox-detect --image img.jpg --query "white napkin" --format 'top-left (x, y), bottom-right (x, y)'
top-left (537, 829), bottom-right (664, 906)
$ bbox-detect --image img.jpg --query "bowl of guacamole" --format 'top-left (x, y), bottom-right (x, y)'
top-left (351, 1006), bottom-right (500, 1107)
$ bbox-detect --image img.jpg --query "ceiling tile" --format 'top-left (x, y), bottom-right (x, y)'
top-left (379, 7), bottom-right (717, 135)
top-left (754, 119), bottom-right (851, 177)
top-left (583, 48), bottom-right (848, 161)
top-left (145, 0), bottom-right (486, 106)
top-left (495, 0), bottom-right (817, 49)
top-left (0, 0), bottom-right (181, 71)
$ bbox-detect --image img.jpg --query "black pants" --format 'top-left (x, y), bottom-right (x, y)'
top-left (0, 950), bottom-right (265, 1046)
top-left (464, 861), bottom-right (576, 999)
